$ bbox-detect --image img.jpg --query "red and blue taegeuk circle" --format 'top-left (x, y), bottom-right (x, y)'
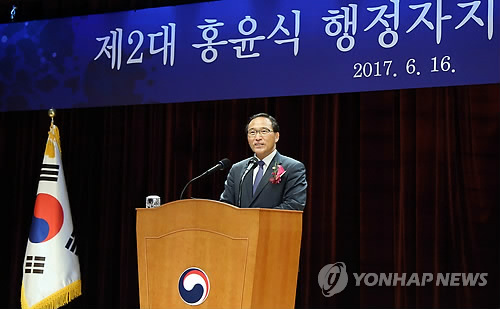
top-left (178, 267), bottom-right (210, 306)
top-left (29, 193), bottom-right (64, 243)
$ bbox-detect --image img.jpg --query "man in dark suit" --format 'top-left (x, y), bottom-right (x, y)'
top-left (220, 113), bottom-right (307, 210)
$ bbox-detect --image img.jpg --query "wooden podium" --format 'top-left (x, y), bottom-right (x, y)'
top-left (136, 199), bottom-right (303, 309)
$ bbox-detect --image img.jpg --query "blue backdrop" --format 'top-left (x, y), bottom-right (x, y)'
top-left (0, 0), bottom-right (498, 111)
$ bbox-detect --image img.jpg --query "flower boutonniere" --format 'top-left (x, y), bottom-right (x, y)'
top-left (270, 162), bottom-right (286, 184)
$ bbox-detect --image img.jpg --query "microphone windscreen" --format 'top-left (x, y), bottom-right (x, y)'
top-left (220, 158), bottom-right (231, 170)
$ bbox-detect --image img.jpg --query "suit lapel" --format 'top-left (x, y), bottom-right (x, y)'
top-left (248, 153), bottom-right (281, 207)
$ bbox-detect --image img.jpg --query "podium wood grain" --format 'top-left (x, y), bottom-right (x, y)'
top-left (136, 199), bottom-right (302, 309)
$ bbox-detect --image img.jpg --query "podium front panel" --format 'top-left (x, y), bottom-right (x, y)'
top-left (145, 229), bottom-right (249, 308)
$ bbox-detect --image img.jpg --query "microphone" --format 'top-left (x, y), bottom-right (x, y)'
top-left (200, 158), bottom-right (232, 177)
top-left (238, 157), bottom-right (258, 207)
top-left (180, 158), bottom-right (232, 200)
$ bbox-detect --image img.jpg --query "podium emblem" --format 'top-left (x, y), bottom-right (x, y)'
top-left (178, 267), bottom-right (210, 305)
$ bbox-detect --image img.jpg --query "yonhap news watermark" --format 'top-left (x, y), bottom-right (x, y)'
top-left (318, 262), bottom-right (488, 297)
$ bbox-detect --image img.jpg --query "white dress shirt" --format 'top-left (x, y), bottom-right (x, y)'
top-left (252, 149), bottom-right (277, 185)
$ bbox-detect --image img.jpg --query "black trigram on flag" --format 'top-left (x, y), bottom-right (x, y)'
top-left (25, 256), bottom-right (46, 274)
top-left (65, 232), bottom-right (77, 254)
top-left (40, 164), bottom-right (59, 182)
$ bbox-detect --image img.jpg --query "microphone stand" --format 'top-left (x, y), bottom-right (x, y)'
top-left (180, 158), bottom-right (231, 200)
top-left (238, 159), bottom-right (258, 207)
top-left (179, 174), bottom-right (205, 200)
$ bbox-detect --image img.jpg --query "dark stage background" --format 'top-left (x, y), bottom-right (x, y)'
top-left (1, 85), bottom-right (499, 309)
top-left (0, 1), bottom-right (499, 308)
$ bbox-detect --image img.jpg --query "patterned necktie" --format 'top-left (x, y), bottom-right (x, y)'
top-left (253, 161), bottom-right (265, 195)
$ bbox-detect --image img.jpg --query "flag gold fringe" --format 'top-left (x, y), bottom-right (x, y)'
top-left (21, 280), bottom-right (81, 309)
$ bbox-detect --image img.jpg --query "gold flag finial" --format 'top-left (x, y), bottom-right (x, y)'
top-left (48, 108), bottom-right (56, 125)
top-left (45, 109), bottom-right (60, 158)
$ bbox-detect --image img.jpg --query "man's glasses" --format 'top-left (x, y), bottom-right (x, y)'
top-left (247, 128), bottom-right (273, 137)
